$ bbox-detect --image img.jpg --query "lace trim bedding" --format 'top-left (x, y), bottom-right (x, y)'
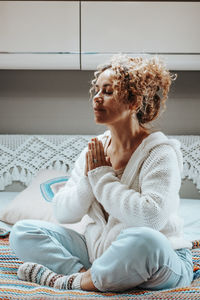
top-left (172, 135), bottom-right (200, 192)
top-left (0, 134), bottom-right (199, 191)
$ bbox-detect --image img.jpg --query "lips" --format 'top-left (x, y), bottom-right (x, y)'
top-left (94, 107), bottom-right (106, 112)
top-left (94, 109), bottom-right (106, 116)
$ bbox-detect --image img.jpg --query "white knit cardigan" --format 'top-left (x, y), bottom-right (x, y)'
top-left (52, 130), bottom-right (192, 263)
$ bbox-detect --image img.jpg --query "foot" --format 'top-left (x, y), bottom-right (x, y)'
top-left (17, 262), bottom-right (83, 290)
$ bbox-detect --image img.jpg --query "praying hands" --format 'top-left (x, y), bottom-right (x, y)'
top-left (85, 138), bottom-right (111, 176)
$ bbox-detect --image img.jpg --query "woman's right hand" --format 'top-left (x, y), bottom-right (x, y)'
top-left (85, 138), bottom-right (111, 176)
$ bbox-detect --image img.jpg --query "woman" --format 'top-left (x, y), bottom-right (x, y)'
top-left (10, 54), bottom-right (193, 292)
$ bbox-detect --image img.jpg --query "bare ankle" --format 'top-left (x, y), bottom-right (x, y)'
top-left (80, 269), bottom-right (99, 291)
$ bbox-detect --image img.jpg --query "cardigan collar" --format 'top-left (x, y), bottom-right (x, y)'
top-left (101, 130), bottom-right (183, 187)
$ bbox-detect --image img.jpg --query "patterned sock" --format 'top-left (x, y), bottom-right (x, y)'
top-left (17, 262), bottom-right (83, 290)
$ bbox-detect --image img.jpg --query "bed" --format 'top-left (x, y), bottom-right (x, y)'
top-left (0, 134), bottom-right (200, 299)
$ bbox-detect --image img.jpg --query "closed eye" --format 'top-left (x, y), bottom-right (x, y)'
top-left (94, 90), bottom-right (113, 95)
top-left (94, 89), bottom-right (113, 95)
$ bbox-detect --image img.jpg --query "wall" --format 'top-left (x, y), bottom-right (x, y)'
top-left (0, 70), bottom-right (200, 135)
top-left (0, 70), bottom-right (200, 197)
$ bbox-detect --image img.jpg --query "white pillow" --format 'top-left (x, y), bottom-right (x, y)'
top-left (179, 198), bottom-right (200, 242)
top-left (0, 169), bottom-right (92, 235)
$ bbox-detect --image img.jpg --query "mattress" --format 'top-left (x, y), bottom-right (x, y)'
top-left (0, 237), bottom-right (200, 299)
top-left (0, 192), bottom-right (200, 299)
top-left (1, 192), bottom-right (200, 298)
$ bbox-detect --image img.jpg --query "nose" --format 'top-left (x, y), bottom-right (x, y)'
top-left (93, 90), bottom-right (103, 104)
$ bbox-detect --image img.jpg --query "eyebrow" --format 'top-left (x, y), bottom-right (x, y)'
top-left (95, 84), bottom-right (112, 88)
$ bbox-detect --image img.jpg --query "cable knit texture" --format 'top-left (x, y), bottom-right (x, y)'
top-left (52, 131), bottom-right (192, 263)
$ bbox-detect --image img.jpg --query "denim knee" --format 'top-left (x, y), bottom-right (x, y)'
top-left (117, 227), bottom-right (169, 262)
top-left (91, 227), bottom-right (169, 292)
top-left (121, 227), bottom-right (177, 278)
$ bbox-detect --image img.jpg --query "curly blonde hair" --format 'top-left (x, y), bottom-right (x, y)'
top-left (89, 54), bottom-right (177, 125)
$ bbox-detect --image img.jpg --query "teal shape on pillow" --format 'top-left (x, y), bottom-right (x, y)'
top-left (40, 176), bottom-right (69, 202)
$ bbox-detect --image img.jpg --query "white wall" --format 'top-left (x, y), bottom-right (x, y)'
top-left (0, 70), bottom-right (200, 135)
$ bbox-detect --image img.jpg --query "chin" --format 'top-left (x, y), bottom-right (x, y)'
top-left (94, 116), bottom-right (103, 124)
top-left (94, 117), bottom-right (106, 125)
top-left (95, 120), bottom-right (104, 125)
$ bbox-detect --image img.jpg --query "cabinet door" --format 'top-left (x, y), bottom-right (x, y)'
top-left (0, 1), bottom-right (79, 69)
top-left (81, 1), bottom-right (200, 70)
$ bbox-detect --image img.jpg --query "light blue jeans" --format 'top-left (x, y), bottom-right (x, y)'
top-left (9, 219), bottom-right (194, 292)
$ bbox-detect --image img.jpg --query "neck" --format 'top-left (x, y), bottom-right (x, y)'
top-left (107, 117), bottom-right (149, 152)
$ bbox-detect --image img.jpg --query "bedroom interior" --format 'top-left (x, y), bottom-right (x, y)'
top-left (0, 1), bottom-right (200, 299)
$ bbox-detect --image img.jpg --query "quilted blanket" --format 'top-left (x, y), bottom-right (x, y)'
top-left (1, 237), bottom-right (200, 299)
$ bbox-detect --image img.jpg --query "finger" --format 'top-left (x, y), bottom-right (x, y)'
top-left (88, 150), bottom-right (93, 171)
top-left (99, 140), bottom-right (107, 164)
top-left (95, 138), bottom-right (101, 165)
top-left (89, 142), bottom-right (97, 165)
top-left (90, 138), bottom-right (95, 151)
top-left (91, 141), bottom-right (97, 164)
top-left (88, 142), bottom-right (92, 150)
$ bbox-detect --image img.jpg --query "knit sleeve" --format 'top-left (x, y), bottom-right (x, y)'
top-left (52, 147), bottom-right (95, 224)
top-left (88, 145), bottom-right (182, 230)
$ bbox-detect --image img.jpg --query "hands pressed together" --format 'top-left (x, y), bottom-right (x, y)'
top-left (85, 138), bottom-right (111, 176)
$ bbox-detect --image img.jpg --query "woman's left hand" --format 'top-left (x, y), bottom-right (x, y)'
top-left (85, 138), bottom-right (111, 175)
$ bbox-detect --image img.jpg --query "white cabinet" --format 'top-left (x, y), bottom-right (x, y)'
top-left (81, 1), bottom-right (200, 70)
top-left (0, 1), bottom-right (79, 69)
top-left (1, 1), bottom-right (200, 70)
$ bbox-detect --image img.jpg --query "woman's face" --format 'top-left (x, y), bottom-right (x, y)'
top-left (93, 69), bottom-right (132, 125)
